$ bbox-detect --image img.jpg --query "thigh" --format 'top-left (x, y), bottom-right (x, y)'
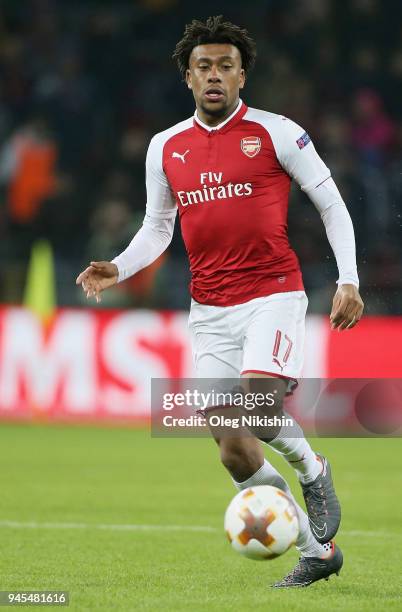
top-left (241, 291), bottom-right (308, 381)
top-left (189, 300), bottom-right (242, 378)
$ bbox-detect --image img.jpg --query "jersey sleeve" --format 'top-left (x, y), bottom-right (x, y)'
top-left (275, 118), bottom-right (331, 192)
top-left (146, 133), bottom-right (177, 219)
top-left (110, 133), bottom-right (177, 282)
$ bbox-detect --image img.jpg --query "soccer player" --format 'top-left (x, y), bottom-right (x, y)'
top-left (76, 16), bottom-right (364, 587)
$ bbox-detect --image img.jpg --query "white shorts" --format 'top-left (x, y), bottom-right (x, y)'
top-left (188, 291), bottom-right (308, 381)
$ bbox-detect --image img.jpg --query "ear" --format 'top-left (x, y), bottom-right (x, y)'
top-left (239, 68), bottom-right (246, 90)
top-left (186, 69), bottom-right (192, 89)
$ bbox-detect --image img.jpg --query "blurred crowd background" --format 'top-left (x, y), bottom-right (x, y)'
top-left (0, 0), bottom-right (401, 313)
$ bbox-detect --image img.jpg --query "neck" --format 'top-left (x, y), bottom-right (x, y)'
top-left (196, 98), bottom-right (240, 127)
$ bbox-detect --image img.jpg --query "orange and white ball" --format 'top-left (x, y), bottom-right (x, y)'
top-left (224, 485), bottom-right (299, 560)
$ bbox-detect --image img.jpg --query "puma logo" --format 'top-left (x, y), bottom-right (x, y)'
top-left (172, 149), bottom-right (190, 164)
top-left (273, 357), bottom-right (285, 373)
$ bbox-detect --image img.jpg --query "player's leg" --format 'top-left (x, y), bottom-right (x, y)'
top-left (189, 298), bottom-right (342, 585)
top-left (215, 431), bottom-right (326, 558)
top-left (241, 291), bottom-right (341, 543)
top-left (204, 376), bottom-right (333, 564)
top-left (211, 428), bottom-right (341, 585)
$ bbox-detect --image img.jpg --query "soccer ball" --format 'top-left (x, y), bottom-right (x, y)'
top-left (224, 485), bottom-right (299, 560)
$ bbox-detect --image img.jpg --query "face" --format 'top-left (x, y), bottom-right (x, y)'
top-left (186, 43), bottom-right (245, 123)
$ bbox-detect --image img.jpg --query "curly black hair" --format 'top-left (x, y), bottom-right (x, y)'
top-left (172, 15), bottom-right (257, 81)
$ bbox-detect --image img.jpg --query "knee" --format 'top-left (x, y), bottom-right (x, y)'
top-left (219, 438), bottom-right (263, 480)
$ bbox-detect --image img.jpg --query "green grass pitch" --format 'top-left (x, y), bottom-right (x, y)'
top-left (0, 423), bottom-right (401, 611)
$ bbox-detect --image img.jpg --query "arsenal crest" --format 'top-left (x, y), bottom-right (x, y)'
top-left (241, 136), bottom-right (261, 158)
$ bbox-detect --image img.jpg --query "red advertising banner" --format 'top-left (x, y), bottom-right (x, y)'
top-left (0, 307), bottom-right (401, 424)
top-left (0, 307), bottom-right (193, 422)
top-left (326, 317), bottom-right (402, 378)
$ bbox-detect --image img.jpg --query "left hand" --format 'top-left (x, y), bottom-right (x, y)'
top-left (330, 284), bottom-right (364, 331)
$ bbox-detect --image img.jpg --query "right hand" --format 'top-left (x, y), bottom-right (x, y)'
top-left (76, 261), bottom-right (119, 303)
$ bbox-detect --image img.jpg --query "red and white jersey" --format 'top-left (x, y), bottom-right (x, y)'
top-left (145, 100), bottom-right (331, 307)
